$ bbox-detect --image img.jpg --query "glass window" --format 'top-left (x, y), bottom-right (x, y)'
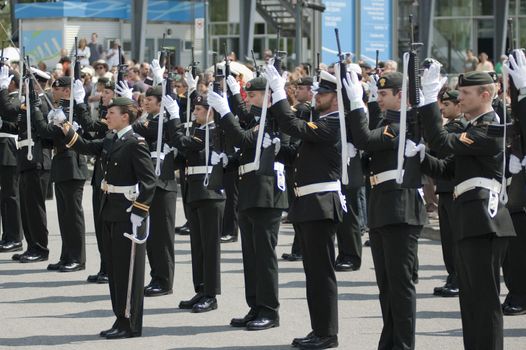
top-left (254, 23), bottom-right (266, 35)
top-left (209, 0), bottom-right (228, 22)
top-left (509, 0), bottom-right (517, 14)
top-left (432, 19), bottom-right (473, 73)
top-left (474, 0), bottom-right (493, 16)
top-left (435, 0), bottom-right (472, 17)
top-left (520, 18), bottom-right (526, 48)
top-left (521, 0), bottom-right (526, 14)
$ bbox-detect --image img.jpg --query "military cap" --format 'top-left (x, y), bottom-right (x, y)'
top-left (347, 63), bottom-right (362, 78)
top-left (458, 71), bottom-right (495, 87)
top-left (146, 85), bottom-right (163, 97)
top-left (52, 76), bottom-right (72, 88)
top-left (194, 94), bottom-right (209, 107)
top-left (98, 77), bottom-right (115, 90)
top-left (440, 89), bottom-right (459, 102)
top-left (313, 70), bottom-right (337, 93)
top-left (108, 97), bottom-right (135, 108)
top-left (377, 72), bottom-right (403, 90)
top-left (245, 77), bottom-right (267, 91)
top-left (296, 76), bottom-right (313, 86)
top-left (31, 67), bottom-right (51, 82)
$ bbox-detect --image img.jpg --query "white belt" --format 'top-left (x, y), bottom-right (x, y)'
top-left (238, 161), bottom-right (284, 176)
top-left (101, 179), bottom-right (137, 196)
top-left (151, 151), bottom-right (165, 160)
top-left (369, 170), bottom-right (401, 187)
top-left (453, 177), bottom-right (501, 199)
top-left (182, 121), bottom-right (193, 128)
top-left (186, 165), bottom-right (213, 175)
top-left (0, 132), bottom-right (17, 139)
top-left (293, 180), bottom-right (347, 212)
top-left (18, 139), bottom-right (35, 148)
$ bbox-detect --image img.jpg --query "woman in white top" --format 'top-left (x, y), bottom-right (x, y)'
top-left (77, 38), bottom-right (91, 67)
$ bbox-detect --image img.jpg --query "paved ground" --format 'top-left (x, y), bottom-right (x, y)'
top-left (0, 183), bottom-right (525, 349)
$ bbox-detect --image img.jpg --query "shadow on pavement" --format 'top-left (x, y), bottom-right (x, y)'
top-left (0, 334), bottom-right (97, 346)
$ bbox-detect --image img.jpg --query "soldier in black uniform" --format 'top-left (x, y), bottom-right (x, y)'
top-left (133, 86), bottom-right (178, 297)
top-left (208, 76), bottom-right (288, 331)
top-left (267, 66), bottom-right (343, 349)
top-left (418, 66), bottom-right (515, 350)
top-left (0, 67), bottom-right (52, 262)
top-left (0, 67), bottom-right (23, 253)
top-left (31, 76), bottom-right (89, 272)
top-left (344, 71), bottom-right (427, 350)
top-left (500, 50), bottom-right (526, 316)
top-left (62, 97), bottom-right (156, 338)
top-left (167, 94), bottom-right (225, 312)
top-left (432, 90), bottom-right (466, 297)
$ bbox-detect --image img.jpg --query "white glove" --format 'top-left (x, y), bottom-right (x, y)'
top-left (72, 121), bottom-right (80, 131)
top-left (115, 81), bottom-right (133, 100)
top-left (405, 139), bottom-right (426, 163)
top-left (421, 62), bottom-right (447, 105)
top-left (185, 71), bottom-right (199, 94)
top-left (264, 62), bottom-right (286, 103)
top-left (151, 59), bottom-right (165, 85)
top-left (220, 152), bottom-right (229, 167)
top-left (509, 154), bottom-right (523, 174)
top-left (207, 88), bottom-right (230, 117)
top-left (226, 75), bottom-right (241, 95)
top-left (507, 50), bottom-right (526, 90)
top-left (211, 151), bottom-right (221, 165)
top-left (162, 95), bottom-right (180, 120)
top-left (0, 66), bottom-right (12, 90)
top-left (342, 71), bottom-right (365, 110)
top-left (347, 142), bottom-right (357, 158)
top-left (272, 137), bottom-right (281, 155)
top-left (262, 132), bottom-right (272, 148)
top-left (522, 156), bottom-right (526, 167)
top-left (368, 74), bottom-right (379, 102)
top-left (49, 108), bottom-right (67, 126)
top-left (124, 214), bottom-right (148, 244)
top-left (0, 117), bottom-right (3, 129)
top-left (72, 79), bottom-right (85, 104)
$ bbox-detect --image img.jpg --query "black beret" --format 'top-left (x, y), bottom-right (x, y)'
top-left (52, 76), bottom-right (71, 88)
top-left (377, 72), bottom-right (403, 90)
top-left (245, 77), bottom-right (267, 91)
top-left (146, 85), bottom-right (163, 97)
top-left (108, 97), bottom-right (135, 108)
top-left (296, 76), bottom-right (313, 86)
top-left (458, 71), bottom-right (495, 87)
top-left (441, 90), bottom-right (459, 102)
top-left (194, 94), bottom-right (209, 107)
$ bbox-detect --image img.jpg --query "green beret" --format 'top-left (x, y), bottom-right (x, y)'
top-left (98, 77), bottom-right (115, 90)
top-left (458, 71), bottom-right (495, 87)
top-left (377, 72), bottom-right (403, 90)
top-left (146, 85), bottom-right (163, 97)
top-left (52, 76), bottom-right (71, 88)
top-left (245, 77), bottom-right (267, 91)
top-left (108, 97), bottom-right (135, 108)
top-left (296, 76), bottom-right (313, 86)
top-left (441, 90), bottom-right (459, 102)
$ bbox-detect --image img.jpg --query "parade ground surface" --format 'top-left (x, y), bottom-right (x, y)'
top-left (0, 183), bottom-right (525, 349)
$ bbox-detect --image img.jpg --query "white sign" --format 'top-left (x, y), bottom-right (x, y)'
top-left (195, 18), bottom-right (205, 40)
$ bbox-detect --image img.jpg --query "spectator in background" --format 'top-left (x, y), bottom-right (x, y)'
top-left (476, 52), bottom-right (494, 72)
top-left (140, 62), bottom-right (152, 86)
top-left (495, 55), bottom-right (507, 75)
top-left (263, 49), bottom-right (273, 63)
top-left (88, 33), bottom-right (104, 65)
top-left (37, 61), bottom-right (47, 73)
top-left (105, 40), bottom-right (121, 68)
top-left (59, 56), bottom-right (71, 76)
top-left (77, 38), bottom-right (91, 67)
top-left (127, 66), bottom-right (147, 93)
top-left (464, 49), bottom-right (478, 72)
top-left (52, 63), bottom-right (64, 80)
top-left (383, 60), bottom-right (398, 74)
top-left (92, 60), bottom-right (111, 82)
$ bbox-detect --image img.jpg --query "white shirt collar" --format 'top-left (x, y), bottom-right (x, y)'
top-left (117, 125), bottom-right (132, 139)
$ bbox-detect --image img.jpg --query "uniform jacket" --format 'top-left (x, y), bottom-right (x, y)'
top-left (419, 102), bottom-right (515, 240)
top-left (64, 127), bottom-right (156, 221)
top-left (0, 90), bottom-right (20, 166)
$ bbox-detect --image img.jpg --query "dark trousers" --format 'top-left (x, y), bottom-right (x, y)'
top-left (370, 224), bottom-right (421, 350)
top-left (285, 167), bottom-right (301, 255)
top-left (188, 199), bottom-right (225, 296)
top-left (19, 169), bottom-right (50, 254)
top-left (178, 165), bottom-right (191, 224)
top-left (456, 235), bottom-right (508, 350)
top-left (92, 185), bottom-right (106, 274)
top-left (0, 164), bottom-right (22, 242)
top-left (55, 180), bottom-right (86, 264)
top-left (437, 193), bottom-right (458, 286)
top-left (503, 211), bottom-right (526, 307)
top-left (238, 207), bottom-right (281, 319)
top-left (295, 220), bottom-right (338, 337)
top-left (336, 186), bottom-right (362, 266)
top-left (146, 188), bottom-right (176, 290)
top-left (103, 220), bottom-right (146, 335)
top-left (222, 171), bottom-right (239, 237)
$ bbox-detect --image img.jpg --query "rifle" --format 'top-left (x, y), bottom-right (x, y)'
top-left (272, 29), bottom-right (287, 75)
top-left (165, 48), bottom-right (176, 97)
top-left (396, 14), bottom-right (423, 187)
top-left (159, 33), bottom-right (167, 70)
top-left (334, 28), bottom-right (349, 185)
top-left (115, 45), bottom-right (128, 96)
top-left (0, 41), bottom-right (6, 68)
top-left (24, 55), bottom-right (35, 161)
top-left (18, 46), bottom-right (24, 103)
top-left (68, 38), bottom-right (79, 124)
top-left (309, 52), bottom-right (321, 122)
top-left (154, 39), bottom-right (167, 177)
top-left (251, 49), bottom-right (261, 77)
top-left (375, 49), bottom-right (380, 75)
top-left (223, 43), bottom-right (231, 96)
top-left (185, 46), bottom-right (199, 135)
